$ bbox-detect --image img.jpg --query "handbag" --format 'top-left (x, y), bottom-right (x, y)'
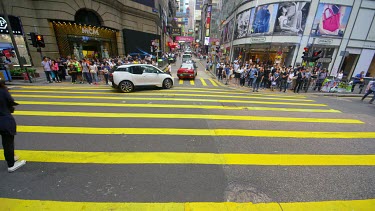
top-left (323, 7), bottom-right (340, 32)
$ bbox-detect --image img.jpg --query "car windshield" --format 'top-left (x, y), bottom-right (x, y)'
top-left (182, 55), bottom-right (191, 58)
top-left (181, 64), bottom-right (193, 69)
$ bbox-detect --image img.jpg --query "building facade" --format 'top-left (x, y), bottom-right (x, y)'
top-left (220, 0), bottom-right (375, 78)
top-left (0, 0), bottom-right (173, 67)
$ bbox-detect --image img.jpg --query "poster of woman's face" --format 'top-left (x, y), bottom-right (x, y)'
top-left (274, 2), bottom-right (310, 36)
top-left (251, 4), bottom-right (279, 35)
top-left (234, 9), bottom-right (251, 39)
top-left (311, 3), bottom-right (352, 37)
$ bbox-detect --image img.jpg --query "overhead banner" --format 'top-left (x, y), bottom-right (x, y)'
top-left (274, 2), bottom-right (310, 36)
top-left (311, 3), bottom-right (352, 37)
top-left (175, 36), bottom-right (194, 42)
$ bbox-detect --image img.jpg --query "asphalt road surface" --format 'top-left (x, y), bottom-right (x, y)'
top-left (1, 59), bottom-right (374, 210)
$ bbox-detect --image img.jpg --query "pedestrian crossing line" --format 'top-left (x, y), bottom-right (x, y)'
top-left (13, 88), bottom-right (308, 99)
top-left (179, 79), bottom-right (183, 84)
top-left (0, 198), bottom-right (373, 211)
top-left (10, 90), bottom-right (314, 102)
top-left (17, 86), bottom-right (228, 91)
top-left (17, 126), bottom-right (375, 138)
top-left (214, 79), bottom-right (226, 87)
top-left (16, 101), bottom-right (341, 113)
top-left (190, 80), bottom-right (195, 85)
top-left (12, 94), bottom-right (325, 107)
top-left (1, 150), bottom-right (374, 165)
top-left (200, 78), bottom-right (208, 86)
top-left (208, 78), bottom-right (218, 86)
top-left (16, 86), bottom-right (308, 98)
top-left (14, 111), bottom-right (362, 124)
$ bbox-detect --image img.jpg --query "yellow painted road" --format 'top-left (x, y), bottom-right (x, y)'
top-left (16, 101), bottom-right (341, 113)
top-left (208, 78), bottom-right (218, 86)
top-left (200, 78), bottom-right (208, 86)
top-left (15, 86), bottom-right (308, 98)
top-left (10, 90), bottom-right (315, 102)
top-left (1, 198), bottom-right (373, 211)
top-left (16, 126), bottom-right (375, 138)
top-left (13, 110), bottom-right (362, 124)
top-left (1, 150), bottom-right (374, 166)
top-left (11, 94), bottom-right (326, 106)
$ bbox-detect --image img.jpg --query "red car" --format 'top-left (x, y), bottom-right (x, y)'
top-left (177, 63), bottom-right (197, 79)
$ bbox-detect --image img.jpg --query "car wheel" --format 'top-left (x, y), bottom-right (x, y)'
top-left (119, 80), bottom-right (134, 93)
top-left (163, 78), bottom-right (173, 89)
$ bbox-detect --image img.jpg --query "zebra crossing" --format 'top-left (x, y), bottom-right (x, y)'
top-left (177, 78), bottom-right (221, 87)
top-left (1, 85), bottom-right (374, 210)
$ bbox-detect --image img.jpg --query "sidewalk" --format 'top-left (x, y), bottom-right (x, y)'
top-left (198, 59), bottom-right (364, 97)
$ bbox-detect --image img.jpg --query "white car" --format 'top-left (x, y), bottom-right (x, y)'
top-left (182, 54), bottom-right (192, 63)
top-left (110, 64), bottom-right (174, 93)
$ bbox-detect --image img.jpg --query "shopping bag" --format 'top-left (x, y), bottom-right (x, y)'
top-left (323, 8), bottom-right (340, 32)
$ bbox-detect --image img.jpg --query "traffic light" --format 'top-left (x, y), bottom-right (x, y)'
top-left (27, 32), bottom-right (37, 47)
top-left (312, 50), bottom-right (322, 62)
top-left (36, 34), bottom-right (45, 48)
top-left (301, 47), bottom-right (309, 61)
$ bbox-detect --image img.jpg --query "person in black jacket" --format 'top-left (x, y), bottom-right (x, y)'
top-left (0, 79), bottom-right (26, 172)
top-left (294, 69), bottom-right (305, 93)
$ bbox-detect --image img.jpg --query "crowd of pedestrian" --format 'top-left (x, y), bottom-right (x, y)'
top-left (209, 58), bottom-right (370, 94)
top-left (41, 54), bottom-right (160, 85)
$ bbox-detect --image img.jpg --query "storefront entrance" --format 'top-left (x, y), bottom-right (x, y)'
top-left (52, 21), bottom-right (117, 59)
top-left (234, 44), bottom-right (296, 66)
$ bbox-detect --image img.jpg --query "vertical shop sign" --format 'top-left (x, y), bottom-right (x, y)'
top-left (205, 5), bottom-right (212, 37)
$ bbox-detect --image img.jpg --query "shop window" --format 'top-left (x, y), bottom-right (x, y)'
top-left (75, 9), bottom-right (102, 26)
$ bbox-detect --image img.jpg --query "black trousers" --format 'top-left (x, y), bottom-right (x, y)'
top-left (294, 80), bottom-right (303, 93)
top-left (1, 133), bottom-right (15, 167)
top-left (280, 80), bottom-right (287, 92)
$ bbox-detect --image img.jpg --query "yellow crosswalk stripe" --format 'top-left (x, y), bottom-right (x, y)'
top-left (11, 88), bottom-right (306, 99)
top-left (179, 79), bottom-right (183, 84)
top-left (208, 78), bottom-right (218, 86)
top-left (214, 79), bottom-right (226, 87)
top-left (18, 86), bottom-right (226, 91)
top-left (12, 94), bottom-right (325, 106)
top-left (14, 85), bottom-right (306, 98)
top-left (200, 78), bottom-right (207, 86)
top-left (17, 101), bottom-right (341, 113)
top-left (190, 80), bottom-right (195, 85)
top-left (1, 150), bottom-right (374, 165)
top-left (17, 126), bottom-right (375, 138)
top-left (10, 90), bottom-right (314, 102)
top-left (1, 198), bottom-right (373, 211)
top-left (14, 111), bottom-right (361, 124)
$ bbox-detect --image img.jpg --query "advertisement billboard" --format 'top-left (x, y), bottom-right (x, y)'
top-left (250, 4), bottom-right (279, 35)
top-left (234, 9), bottom-right (251, 39)
top-left (274, 2), bottom-right (310, 36)
top-left (226, 18), bottom-right (234, 42)
top-left (311, 3), bottom-right (352, 37)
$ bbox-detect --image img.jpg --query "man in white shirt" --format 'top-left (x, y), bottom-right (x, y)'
top-left (41, 56), bottom-right (52, 83)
